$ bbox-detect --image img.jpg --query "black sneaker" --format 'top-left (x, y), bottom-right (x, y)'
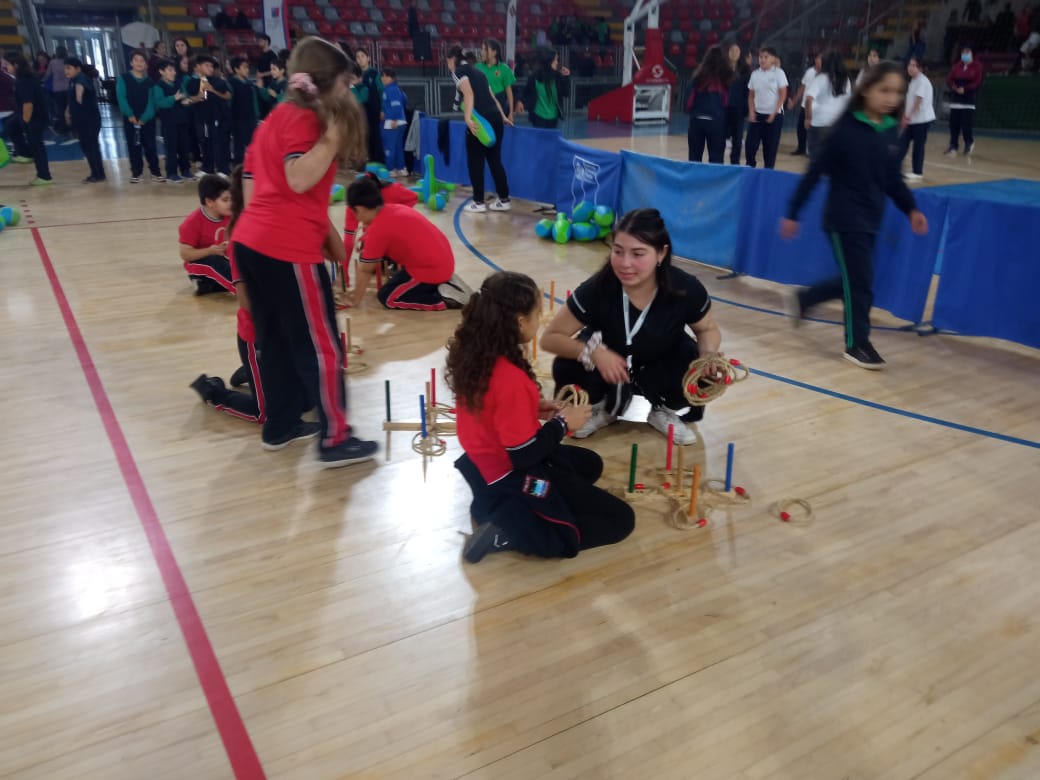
top-left (318, 436), bottom-right (378, 468)
top-left (844, 344), bottom-right (885, 370)
top-left (782, 288), bottom-right (804, 328)
top-left (262, 421), bottom-right (322, 451)
top-left (189, 374), bottom-right (225, 404)
top-left (463, 522), bottom-right (512, 563)
top-left (229, 365), bottom-right (250, 387)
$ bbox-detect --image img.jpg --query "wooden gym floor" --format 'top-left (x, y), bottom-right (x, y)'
top-left (1, 128), bottom-right (1039, 779)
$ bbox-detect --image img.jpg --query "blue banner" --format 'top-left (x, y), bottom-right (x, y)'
top-left (733, 167), bottom-right (940, 324)
top-left (554, 140), bottom-right (622, 217)
top-left (619, 152), bottom-right (744, 269)
top-left (418, 117), bottom-right (559, 204)
top-left (932, 198), bottom-right (1040, 348)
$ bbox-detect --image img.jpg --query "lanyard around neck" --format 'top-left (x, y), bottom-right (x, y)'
top-left (622, 289), bottom-right (656, 370)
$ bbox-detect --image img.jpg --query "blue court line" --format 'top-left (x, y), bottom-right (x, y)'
top-left (452, 199), bottom-right (1040, 451)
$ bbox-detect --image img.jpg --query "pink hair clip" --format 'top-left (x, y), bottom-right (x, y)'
top-left (289, 72), bottom-right (318, 94)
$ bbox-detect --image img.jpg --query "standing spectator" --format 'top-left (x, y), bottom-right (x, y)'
top-left (234, 9), bottom-right (250, 29)
top-left (945, 46), bottom-right (983, 156)
top-left (803, 50), bottom-right (851, 161)
top-left (256, 34), bottom-right (277, 86)
top-left (35, 51), bottom-right (50, 78)
top-left (993, 3), bottom-right (1016, 51)
top-left (899, 56), bottom-right (935, 180)
top-left (380, 67), bottom-right (407, 175)
top-left (1, 53), bottom-right (17, 155)
top-left (906, 20), bottom-right (927, 63)
top-left (725, 45), bottom-right (752, 165)
top-left (174, 37), bottom-right (192, 61)
top-left (744, 46), bottom-right (788, 169)
top-left (64, 56), bottom-right (105, 182)
top-left (685, 45), bottom-right (732, 164)
top-left (153, 58), bottom-right (192, 182)
top-left (355, 49), bottom-right (385, 164)
top-left (408, 3), bottom-right (421, 41)
top-left (855, 48), bottom-right (881, 86)
top-left (11, 52), bottom-right (52, 185)
top-left (46, 46), bottom-right (70, 134)
top-left (228, 55), bottom-right (259, 166)
top-left (148, 41), bottom-right (169, 81)
top-left (965, 0), bottom-right (982, 23)
top-left (214, 8), bottom-right (232, 29)
top-left (117, 49), bottom-right (163, 182)
top-left (787, 52), bottom-right (821, 156)
top-left (477, 38), bottom-right (517, 121)
top-left (517, 47), bottom-right (571, 129)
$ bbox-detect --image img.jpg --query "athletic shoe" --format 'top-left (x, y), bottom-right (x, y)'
top-left (464, 201), bottom-right (488, 213)
top-left (844, 344), bottom-right (885, 370)
top-left (30, 177), bottom-right (53, 186)
top-left (11, 155), bottom-right (33, 164)
top-left (262, 421), bottom-right (322, 451)
top-left (318, 436), bottom-right (378, 468)
top-left (438, 274), bottom-right (475, 309)
top-left (190, 373), bottom-right (229, 404)
top-left (966, 142), bottom-right (975, 155)
top-left (489, 198), bottom-right (512, 212)
top-left (647, 406), bottom-right (697, 445)
top-left (229, 365), bottom-right (250, 388)
top-left (903, 172), bottom-right (924, 181)
top-left (193, 170), bottom-right (207, 179)
top-left (944, 148), bottom-right (957, 157)
top-left (129, 175), bottom-right (142, 183)
top-left (167, 174), bottom-right (184, 183)
top-left (791, 149), bottom-right (806, 156)
top-left (463, 521), bottom-right (512, 563)
top-left (83, 176), bottom-right (104, 183)
top-left (152, 174), bottom-right (165, 182)
top-left (572, 400), bottom-right (618, 439)
top-left (782, 288), bottom-right (805, 327)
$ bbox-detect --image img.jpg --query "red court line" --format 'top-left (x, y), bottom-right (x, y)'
top-left (13, 214), bottom-right (184, 231)
top-left (30, 228), bottom-right (266, 780)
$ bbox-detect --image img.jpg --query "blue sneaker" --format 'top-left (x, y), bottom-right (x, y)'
top-left (167, 174), bottom-right (184, 183)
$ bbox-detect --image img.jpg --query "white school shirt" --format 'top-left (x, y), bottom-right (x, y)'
top-left (805, 73), bottom-right (852, 127)
top-left (905, 73), bottom-right (936, 124)
top-left (748, 67), bottom-right (789, 114)
top-left (799, 66), bottom-right (817, 107)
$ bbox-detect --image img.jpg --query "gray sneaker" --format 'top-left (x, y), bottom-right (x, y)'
top-left (572, 400), bottom-right (617, 439)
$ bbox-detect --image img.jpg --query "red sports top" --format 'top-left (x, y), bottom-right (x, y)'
top-left (227, 243), bottom-right (256, 342)
top-left (178, 207), bottom-right (229, 262)
top-left (359, 203), bottom-right (454, 284)
top-left (232, 102), bottom-right (336, 264)
top-left (344, 181), bottom-right (418, 257)
top-left (455, 357), bottom-right (541, 484)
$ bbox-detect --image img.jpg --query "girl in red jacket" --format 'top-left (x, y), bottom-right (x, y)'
top-left (945, 46), bottom-right (984, 156)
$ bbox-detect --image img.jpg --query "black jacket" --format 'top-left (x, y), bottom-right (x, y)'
top-left (787, 110), bottom-right (916, 234)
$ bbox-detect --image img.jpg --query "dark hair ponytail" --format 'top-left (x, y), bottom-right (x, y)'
top-left (593, 208), bottom-right (679, 299)
top-left (446, 271), bottom-right (540, 410)
top-left (849, 60), bottom-right (906, 117)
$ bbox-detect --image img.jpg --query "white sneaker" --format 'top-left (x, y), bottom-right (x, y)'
top-left (464, 201), bottom-right (488, 213)
top-left (438, 273), bottom-right (474, 309)
top-left (647, 406), bottom-right (697, 445)
top-left (966, 142), bottom-right (975, 155)
top-left (193, 170), bottom-right (207, 179)
top-left (489, 198), bottom-right (512, 212)
top-left (572, 401), bottom-right (617, 439)
top-left (903, 172), bottom-right (923, 181)
top-left (944, 148), bottom-right (957, 157)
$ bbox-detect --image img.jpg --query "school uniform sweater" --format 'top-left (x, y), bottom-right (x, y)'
top-left (152, 79), bottom-right (189, 125)
top-left (787, 111), bottom-right (917, 234)
top-left (229, 76), bottom-right (259, 121)
top-left (116, 73), bottom-right (156, 122)
top-left (686, 77), bottom-right (729, 115)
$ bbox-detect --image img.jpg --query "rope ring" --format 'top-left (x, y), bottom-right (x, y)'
top-left (682, 356), bottom-right (750, 406)
top-left (411, 432), bottom-right (447, 457)
top-left (555, 384), bottom-right (590, 407)
top-left (701, 478), bottom-right (752, 506)
top-left (774, 498), bottom-right (814, 526)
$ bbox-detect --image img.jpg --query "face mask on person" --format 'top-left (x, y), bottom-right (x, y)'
top-left (961, 53), bottom-right (972, 63)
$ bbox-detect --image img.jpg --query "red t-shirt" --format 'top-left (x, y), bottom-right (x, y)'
top-left (359, 203), bottom-right (454, 284)
top-left (344, 181), bottom-right (419, 257)
top-left (227, 243), bottom-right (256, 343)
top-left (232, 102), bottom-right (336, 264)
top-left (455, 357), bottom-right (541, 484)
top-left (178, 207), bottom-right (229, 264)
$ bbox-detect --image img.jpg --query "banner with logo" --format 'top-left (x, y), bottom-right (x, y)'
top-left (263, 0), bottom-right (289, 50)
top-left (554, 140), bottom-right (623, 218)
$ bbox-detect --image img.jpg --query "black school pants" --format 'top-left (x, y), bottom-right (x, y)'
top-left (195, 119), bottom-right (230, 174)
top-left (947, 108), bottom-right (974, 151)
top-left (724, 106), bottom-right (745, 164)
top-left (744, 112), bottom-right (783, 169)
top-left (234, 242), bottom-right (350, 449)
top-left (466, 118), bottom-right (509, 203)
top-left (899, 121), bottom-right (931, 175)
top-left (25, 122), bottom-right (51, 180)
top-left (163, 120), bottom-right (192, 177)
top-left (377, 268), bottom-right (446, 310)
top-left (75, 118), bottom-right (104, 179)
top-left (231, 118), bottom-right (256, 166)
top-left (800, 231), bottom-right (876, 349)
top-left (688, 112), bottom-right (726, 163)
top-left (211, 336), bottom-right (266, 422)
top-left (124, 119), bottom-right (161, 177)
top-left (184, 254), bottom-right (236, 294)
top-left (794, 106), bottom-right (808, 153)
top-left (552, 335), bottom-right (705, 422)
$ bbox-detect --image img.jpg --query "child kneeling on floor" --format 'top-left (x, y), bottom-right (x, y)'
top-left (347, 175), bottom-right (473, 310)
top-left (178, 174), bottom-right (236, 294)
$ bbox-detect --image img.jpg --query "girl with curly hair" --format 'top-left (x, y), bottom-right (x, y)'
top-left (446, 271), bottom-right (634, 563)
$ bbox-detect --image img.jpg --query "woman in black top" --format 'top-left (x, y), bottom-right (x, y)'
top-left (517, 47), bottom-right (571, 129)
top-left (540, 209), bottom-right (723, 445)
top-left (781, 62), bottom-right (928, 370)
top-left (686, 45), bottom-right (733, 163)
top-left (725, 44), bottom-right (752, 165)
top-left (447, 45), bottom-right (513, 214)
top-left (9, 52), bottom-right (51, 184)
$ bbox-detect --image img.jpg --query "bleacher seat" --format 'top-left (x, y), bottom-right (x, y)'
top-left (388, 0), bottom-right (403, 8)
top-left (188, 4), bottom-right (207, 16)
top-left (302, 20), bottom-right (319, 33)
top-left (324, 7), bottom-right (339, 19)
top-left (292, 6), bottom-right (308, 19)
top-left (197, 17), bottom-right (215, 31)
top-left (207, 3), bottom-right (221, 15)
top-left (350, 21), bottom-right (365, 34)
top-left (364, 21), bottom-right (380, 34)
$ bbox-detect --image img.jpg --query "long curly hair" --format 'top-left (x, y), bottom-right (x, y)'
top-left (445, 271), bottom-right (540, 411)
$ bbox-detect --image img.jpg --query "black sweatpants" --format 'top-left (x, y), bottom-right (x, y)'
top-left (794, 106), bottom-right (807, 153)
top-left (195, 120), bottom-right (230, 174)
top-left (211, 336), bottom-right (266, 422)
top-left (75, 119), bottom-right (104, 179)
top-left (377, 268), bottom-right (446, 310)
top-left (163, 121), bottom-right (192, 177)
top-left (184, 254), bottom-right (236, 294)
top-left (234, 242), bottom-right (350, 449)
top-left (529, 114), bottom-right (559, 129)
top-left (25, 122), bottom-right (51, 180)
top-left (724, 106), bottom-right (745, 164)
top-left (800, 231), bottom-right (876, 349)
top-left (231, 118), bottom-right (256, 166)
top-left (548, 446), bottom-right (636, 551)
top-left (124, 119), bottom-right (161, 177)
top-left (744, 111), bottom-right (784, 169)
top-left (687, 113), bottom-right (726, 163)
top-left (552, 335), bottom-right (705, 422)
top-left (899, 121), bottom-right (931, 175)
top-left (947, 108), bottom-right (974, 151)
top-left (466, 118), bottom-right (510, 203)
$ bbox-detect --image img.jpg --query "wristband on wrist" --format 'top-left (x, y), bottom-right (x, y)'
top-left (578, 330), bottom-right (603, 371)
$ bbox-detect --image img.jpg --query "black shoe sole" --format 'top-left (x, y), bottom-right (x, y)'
top-left (262, 428), bottom-right (321, 451)
top-left (463, 522), bottom-right (510, 563)
top-left (318, 452), bottom-right (376, 469)
top-left (843, 352), bottom-right (884, 370)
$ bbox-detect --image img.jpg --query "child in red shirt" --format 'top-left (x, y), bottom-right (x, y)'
top-left (190, 165), bottom-right (267, 421)
top-left (178, 174), bottom-right (236, 294)
top-left (343, 171), bottom-right (418, 263)
top-left (346, 175), bottom-right (473, 310)
top-left (446, 270), bottom-right (635, 563)
top-left (230, 38), bottom-right (376, 466)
